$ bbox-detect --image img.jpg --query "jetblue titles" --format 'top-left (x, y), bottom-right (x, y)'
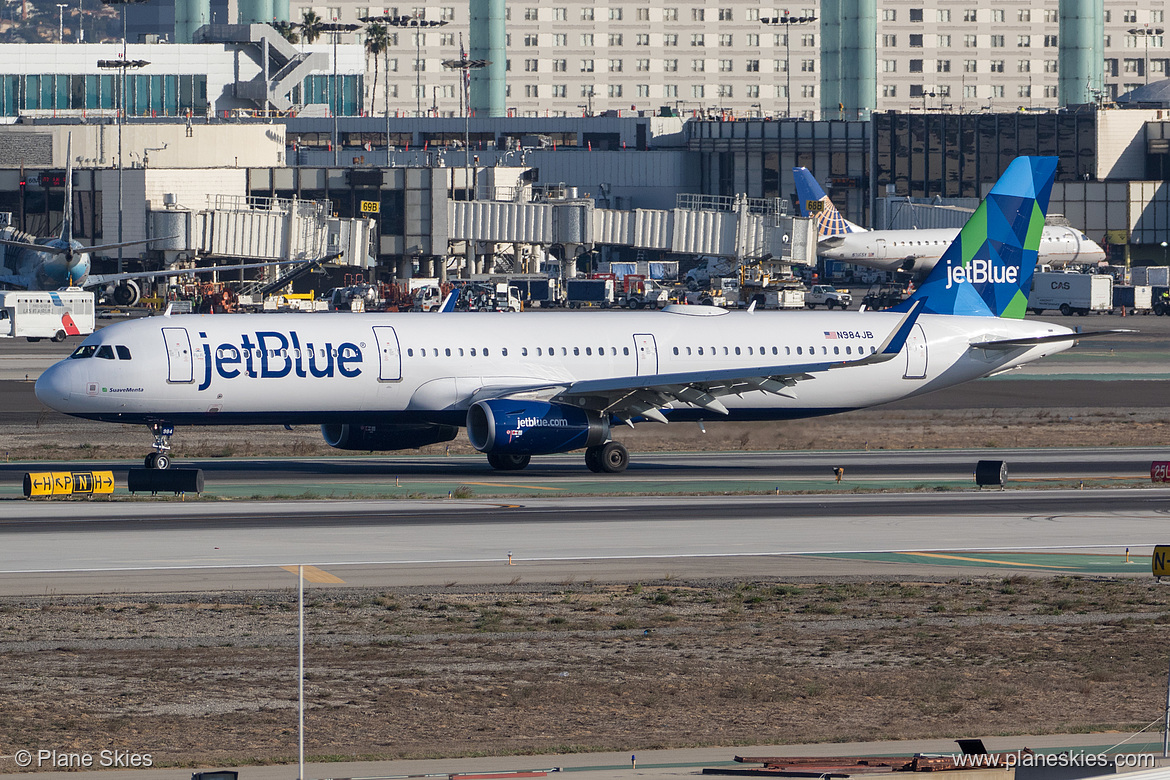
top-left (945, 258), bottom-right (1019, 290)
top-left (197, 330), bottom-right (363, 391)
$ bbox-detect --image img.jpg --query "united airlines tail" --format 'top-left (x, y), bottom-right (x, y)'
top-left (793, 167), bottom-right (866, 238)
top-left (897, 156), bottom-right (1058, 319)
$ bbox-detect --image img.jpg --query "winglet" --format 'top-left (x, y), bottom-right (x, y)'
top-left (438, 290), bottom-right (459, 312)
top-left (840, 298), bottom-right (926, 368)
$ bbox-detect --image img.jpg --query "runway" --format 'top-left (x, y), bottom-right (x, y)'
top-left (1, 485), bottom-right (1167, 594)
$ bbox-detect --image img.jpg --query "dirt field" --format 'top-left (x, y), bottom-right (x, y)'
top-left (7, 404), bottom-right (1170, 463)
top-left (1, 576), bottom-right (1168, 770)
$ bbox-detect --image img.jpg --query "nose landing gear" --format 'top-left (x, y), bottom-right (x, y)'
top-left (145, 423), bottom-right (174, 469)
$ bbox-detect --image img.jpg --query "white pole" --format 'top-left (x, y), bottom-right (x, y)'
top-left (1163, 648), bottom-right (1169, 758)
top-left (299, 564), bottom-right (305, 780)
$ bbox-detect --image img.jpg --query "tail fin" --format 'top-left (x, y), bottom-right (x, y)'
top-left (61, 133), bottom-right (73, 245)
top-left (896, 156), bottom-right (1058, 319)
top-left (793, 167), bottom-right (866, 238)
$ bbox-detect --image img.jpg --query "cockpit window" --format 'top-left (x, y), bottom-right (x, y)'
top-left (70, 345), bottom-right (97, 359)
top-left (96, 345), bottom-right (115, 360)
top-left (116, 345), bottom-right (132, 360)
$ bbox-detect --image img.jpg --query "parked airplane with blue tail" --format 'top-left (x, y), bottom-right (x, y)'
top-left (36, 157), bottom-right (1120, 473)
top-left (792, 166), bottom-right (1106, 275)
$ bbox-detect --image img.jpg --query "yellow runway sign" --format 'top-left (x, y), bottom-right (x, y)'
top-left (1154, 546), bottom-right (1170, 578)
top-left (24, 471), bottom-right (115, 498)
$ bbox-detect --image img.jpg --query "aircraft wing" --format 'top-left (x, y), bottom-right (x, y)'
top-left (0, 237), bottom-right (64, 255)
top-left (969, 328), bottom-right (1136, 350)
top-left (84, 258), bottom-right (311, 287)
top-left (474, 300), bottom-right (925, 425)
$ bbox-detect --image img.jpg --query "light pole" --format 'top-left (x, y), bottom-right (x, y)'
top-left (761, 13), bottom-right (817, 118)
top-left (56, 4), bottom-right (67, 41)
top-left (1128, 27), bottom-right (1164, 85)
top-left (384, 15), bottom-right (447, 117)
top-left (442, 54), bottom-right (489, 200)
top-left (97, 56), bottom-right (149, 276)
top-left (99, 0), bottom-right (148, 275)
top-left (318, 21), bottom-right (362, 166)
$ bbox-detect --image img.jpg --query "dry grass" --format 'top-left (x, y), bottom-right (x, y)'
top-left (1, 576), bottom-right (1168, 768)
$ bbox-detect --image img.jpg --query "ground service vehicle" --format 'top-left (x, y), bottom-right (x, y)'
top-left (0, 289), bottom-right (95, 341)
top-left (616, 276), bottom-right (672, 309)
top-left (861, 283), bottom-right (908, 310)
top-left (1112, 285), bottom-right (1152, 314)
top-left (805, 285), bottom-right (853, 309)
top-left (1029, 272), bottom-right (1113, 316)
top-left (566, 278), bottom-right (614, 308)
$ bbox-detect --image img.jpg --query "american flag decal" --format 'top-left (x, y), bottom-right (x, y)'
top-left (823, 331), bottom-right (838, 339)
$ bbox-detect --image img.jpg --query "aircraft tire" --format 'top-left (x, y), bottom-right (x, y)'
top-left (487, 453), bottom-right (530, 471)
top-left (145, 453), bottom-right (157, 469)
top-left (598, 441), bottom-right (629, 474)
top-left (154, 453), bottom-right (171, 470)
top-left (584, 446), bottom-right (603, 473)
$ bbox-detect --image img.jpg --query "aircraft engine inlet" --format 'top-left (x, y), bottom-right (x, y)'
top-left (466, 399), bottom-right (609, 455)
top-left (321, 423), bottom-right (458, 451)
top-left (108, 280), bottom-right (141, 307)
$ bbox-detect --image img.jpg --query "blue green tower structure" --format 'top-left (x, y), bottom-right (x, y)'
top-left (469, 0), bottom-right (505, 117)
top-left (820, 0), bottom-right (875, 120)
top-left (1058, 0), bottom-right (1105, 106)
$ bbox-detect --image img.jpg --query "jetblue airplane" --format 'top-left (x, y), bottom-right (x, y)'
top-left (37, 157), bottom-right (1104, 474)
top-left (793, 167), bottom-right (1106, 275)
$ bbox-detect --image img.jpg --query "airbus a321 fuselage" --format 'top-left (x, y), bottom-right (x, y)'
top-left (36, 157), bottom-right (1101, 473)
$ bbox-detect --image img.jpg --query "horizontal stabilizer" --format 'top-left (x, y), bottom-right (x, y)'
top-left (969, 329), bottom-right (1136, 350)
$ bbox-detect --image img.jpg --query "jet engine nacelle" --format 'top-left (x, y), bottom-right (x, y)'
top-left (466, 399), bottom-right (609, 455)
top-left (107, 280), bottom-right (141, 307)
top-left (321, 422), bottom-right (458, 451)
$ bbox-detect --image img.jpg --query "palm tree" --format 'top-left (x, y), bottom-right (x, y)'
top-left (299, 9), bottom-right (323, 44)
top-left (364, 23), bottom-right (389, 116)
top-left (272, 20), bottom-right (300, 43)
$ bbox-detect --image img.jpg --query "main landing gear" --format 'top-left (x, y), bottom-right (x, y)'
top-left (144, 423), bottom-right (173, 470)
top-left (484, 441), bottom-right (630, 474)
top-left (585, 441), bottom-right (629, 474)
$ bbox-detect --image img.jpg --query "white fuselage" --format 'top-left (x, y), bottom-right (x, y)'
top-left (36, 308), bottom-right (1074, 428)
top-left (820, 225), bottom-right (1105, 274)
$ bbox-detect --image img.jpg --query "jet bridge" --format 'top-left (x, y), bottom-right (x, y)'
top-left (148, 194), bottom-right (375, 269)
top-left (448, 191), bottom-right (816, 269)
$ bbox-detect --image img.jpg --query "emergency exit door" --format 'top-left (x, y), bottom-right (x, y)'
top-left (162, 327), bottom-right (193, 383)
top-left (372, 326), bottom-right (402, 381)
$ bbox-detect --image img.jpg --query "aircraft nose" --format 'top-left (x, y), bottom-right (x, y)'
top-left (35, 361), bottom-right (74, 411)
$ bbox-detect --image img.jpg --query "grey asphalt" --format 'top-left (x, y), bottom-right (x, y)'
top-left (0, 488), bottom-right (1166, 593)
top-left (6, 733), bottom-right (1166, 780)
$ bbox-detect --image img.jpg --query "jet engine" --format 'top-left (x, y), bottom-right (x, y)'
top-left (108, 280), bottom-right (141, 307)
top-left (321, 423), bottom-right (458, 451)
top-left (466, 399), bottom-right (609, 455)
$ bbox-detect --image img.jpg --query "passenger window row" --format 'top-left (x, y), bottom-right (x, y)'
top-left (405, 346), bottom-right (635, 358)
top-left (671, 344), bottom-right (876, 357)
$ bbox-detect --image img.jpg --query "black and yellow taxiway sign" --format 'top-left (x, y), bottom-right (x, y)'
top-left (1154, 546), bottom-right (1170, 578)
top-left (360, 200), bottom-right (380, 213)
top-left (24, 471), bottom-right (115, 498)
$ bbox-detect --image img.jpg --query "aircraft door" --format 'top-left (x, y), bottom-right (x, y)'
top-left (903, 323), bottom-right (927, 379)
top-left (875, 238), bottom-right (887, 259)
top-left (372, 325), bottom-right (402, 381)
top-left (162, 327), bottom-right (193, 383)
top-left (633, 333), bottom-right (658, 375)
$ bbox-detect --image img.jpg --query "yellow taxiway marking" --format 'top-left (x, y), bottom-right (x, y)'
top-left (462, 481), bottom-right (565, 491)
top-left (901, 552), bottom-right (1071, 569)
top-left (281, 565), bottom-right (346, 583)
